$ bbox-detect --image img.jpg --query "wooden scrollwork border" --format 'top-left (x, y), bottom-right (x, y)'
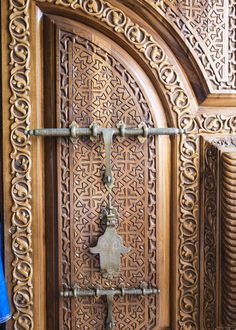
top-left (7, 0), bottom-right (236, 328)
top-left (9, 0), bottom-right (33, 329)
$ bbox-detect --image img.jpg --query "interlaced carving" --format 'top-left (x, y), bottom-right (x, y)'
top-left (9, 0), bottom-right (33, 329)
top-left (146, 0), bottom-right (236, 91)
top-left (228, 0), bottom-right (236, 89)
top-left (58, 31), bottom-right (158, 329)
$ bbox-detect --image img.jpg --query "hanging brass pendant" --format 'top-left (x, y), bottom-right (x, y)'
top-left (90, 196), bottom-right (130, 279)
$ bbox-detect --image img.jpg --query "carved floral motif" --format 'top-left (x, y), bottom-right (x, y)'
top-left (9, 0), bottom-right (33, 329)
top-left (202, 140), bottom-right (218, 329)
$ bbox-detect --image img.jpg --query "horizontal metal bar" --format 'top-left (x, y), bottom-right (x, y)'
top-left (60, 286), bottom-right (160, 298)
top-left (27, 127), bottom-right (185, 137)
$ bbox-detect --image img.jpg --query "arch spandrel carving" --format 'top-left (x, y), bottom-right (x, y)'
top-left (144, 0), bottom-right (236, 97)
top-left (5, 0), bottom-right (236, 329)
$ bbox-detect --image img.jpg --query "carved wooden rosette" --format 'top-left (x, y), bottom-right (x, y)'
top-left (6, 0), bottom-right (236, 329)
top-left (9, 0), bottom-right (33, 329)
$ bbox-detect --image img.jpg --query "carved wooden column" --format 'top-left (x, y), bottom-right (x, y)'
top-left (202, 137), bottom-right (236, 329)
top-left (221, 151), bottom-right (236, 326)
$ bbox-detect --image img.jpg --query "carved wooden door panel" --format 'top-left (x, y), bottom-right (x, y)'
top-left (43, 15), bottom-right (169, 330)
top-left (5, 1), bottom-right (236, 330)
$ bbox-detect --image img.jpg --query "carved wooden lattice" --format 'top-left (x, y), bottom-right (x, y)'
top-left (57, 30), bottom-right (158, 329)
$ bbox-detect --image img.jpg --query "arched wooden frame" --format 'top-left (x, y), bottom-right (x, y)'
top-left (3, 0), bottom-right (236, 329)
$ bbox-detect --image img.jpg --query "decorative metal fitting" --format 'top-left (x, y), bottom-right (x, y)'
top-left (140, 281), bottom-right (148, 296)
top-left (138, 122), bottom-right (148, 143)
top-left (89, 122), bottom-right (99, 141)
top-left (26, 121), bottom-right (186, 190)
top-left (119, 283), bottom-right (125, 297)
top-left (116, 121), bottom-right (126, 138)
top-left (69, 121), bottom-right (78, 143)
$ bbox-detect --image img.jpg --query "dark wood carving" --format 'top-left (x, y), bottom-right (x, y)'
top-left (53, 25), bottom-right (159, 329)
top-left (201, 139), bottom-right (218, 329)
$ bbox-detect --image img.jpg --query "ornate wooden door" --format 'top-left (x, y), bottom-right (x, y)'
top-left (2, 1), bottom-right (236, 330)
top-left (43, 16), bottom-right (169, 329)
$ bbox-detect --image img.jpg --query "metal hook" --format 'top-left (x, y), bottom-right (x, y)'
top-left (102, 128), bottom-right (116, 190)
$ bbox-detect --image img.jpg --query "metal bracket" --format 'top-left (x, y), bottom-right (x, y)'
top-left (60, 282), bottom-right (160, 330)
top-left (106, 294), bottom-right (115, 330)
top-left (89, 122), bottom-right (116, 190)
top-left (138, 122), bottom-right (148, 143)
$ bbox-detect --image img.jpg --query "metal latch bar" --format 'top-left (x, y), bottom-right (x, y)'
top-left (27, 124), bottom-right (185, 138)
top-left (27, 121), bottom-right (185, 189)
top-left (60, 283), bottom-right (160, 330)
top-left (60, 284), bottom-right (160, 298)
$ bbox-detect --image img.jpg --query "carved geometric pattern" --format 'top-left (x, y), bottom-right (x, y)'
top-left (9, 0), bottom-right (33, 329)
top-left (60, 75), bottom-right (72, 328)
top-left (38, 1), bottom-right (236, 132)
top-left (58, 31), bottom-right (158, 328)
top-left (170, 0), bottom-right (228, 84)
top-left (228, 0), bottom-right (236, 90)
top-left (145, 0), bottom-right (236, 90)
